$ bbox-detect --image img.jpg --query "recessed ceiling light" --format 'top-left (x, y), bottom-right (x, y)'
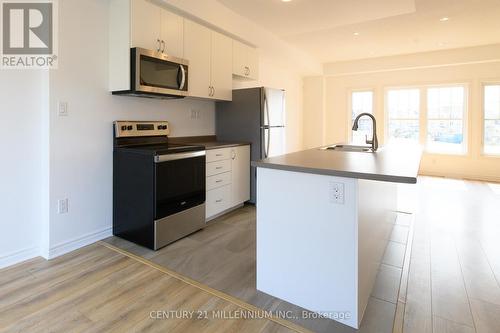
top-left (353, 32), bottom-right (360, 36)
top-left (439, 17), bottom-right (449, 22)
top-left (281, 0), bottom-right (292, 2)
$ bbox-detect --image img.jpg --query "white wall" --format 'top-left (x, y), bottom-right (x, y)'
top-left (45, 0), bottom-right (312, 257)
top-left (0, 71), bottom-right (45, 268)
top-left (303, 44), bottom-right (500, 182)
top-left (303, 76), bottom-right (326, 149)
top-left (157, 0), bottom-right (318, 153)
top-left (159, 0), bottom-right (321, 77)
top-left (45, 0), bottom-right (215, 257)
top-left (1, 0), bottom-right (318, 267)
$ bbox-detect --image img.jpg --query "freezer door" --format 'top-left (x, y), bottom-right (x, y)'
top-left (262, 126), bottom-right (286, 158)
top-left (263, 88), bottom-right (285, 127)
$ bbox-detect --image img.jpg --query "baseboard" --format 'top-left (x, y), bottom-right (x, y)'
top-left (205, 203), bottom-right (244, 223)
top-left (0, 246), bottom-right (40, 270)
top-left (47, 227), bottom-right (112, 260)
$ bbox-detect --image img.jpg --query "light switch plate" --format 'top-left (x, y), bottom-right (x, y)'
top-left (329, 182), bottom-right (345, 204)
top-left (58, 102), bottom-right (68, 116)
top-left (190, 109), bottom-right (200, 119)
top-left (58, 198), bottom-right (68, 214)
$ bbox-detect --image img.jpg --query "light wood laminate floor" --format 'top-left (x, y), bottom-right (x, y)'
top-left (0, 243), bottom-right (296, 333)
top-left (402, 177), bottom-right (500, 333)
top-left (2, 176), bottom-right (499, 333)
top-left (105, 205), bottom-right (412, 332)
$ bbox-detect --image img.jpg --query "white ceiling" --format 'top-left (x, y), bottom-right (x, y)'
top-left (216, 0), bottom-right (500, 63)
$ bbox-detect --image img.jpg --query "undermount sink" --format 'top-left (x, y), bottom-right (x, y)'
top-left (320, 144), bottom-right (373, 152)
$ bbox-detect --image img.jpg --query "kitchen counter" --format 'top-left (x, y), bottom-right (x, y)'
top-left (252, 143), bottom-right (422, 184)
top-left (170, 136), bottom-right (250, 150)
top-left (254, 143), bottom-right (422, 328)
top-left (192, 141), bottom-right (250, 150)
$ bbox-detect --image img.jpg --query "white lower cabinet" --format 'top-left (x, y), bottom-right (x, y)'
top-left (206, 159), bottom-right (231, 177)
top-left (206, 172), bottom-right (231, 191)
top-left (205, 145), bottom-right (250, 221)
top-left (230, 145), bottom-right (251, 206)
top-left (206, 185), bottom-right (231, 219)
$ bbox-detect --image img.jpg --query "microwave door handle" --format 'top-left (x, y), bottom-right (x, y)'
top-left (177, 66), bottom-right (182, 88)
top-left (179, 65), bottom-right (186, 90)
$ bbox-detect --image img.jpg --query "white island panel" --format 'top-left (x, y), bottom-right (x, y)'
top-left (256, 167), bottom-right (397, 329)
top-left (256, 167), bottom-right (359, 327)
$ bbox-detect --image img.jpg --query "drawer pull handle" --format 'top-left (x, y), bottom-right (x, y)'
top-left (215, 167), bottom-right (223, 170)
top-left (216, 154), bottom-right (223, 157)
top-left (215, 180), bottom-right (223, 183)
top-left (216, 199), bottom-right (223, 203)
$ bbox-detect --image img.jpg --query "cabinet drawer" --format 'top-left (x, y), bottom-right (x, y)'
top-left (206, 148), bottom-right (230, 162)
top-left (206, 172), bottom-right (231, 191)
top-left (206, 159), bottom-right (231, 177)
top-left (206, 185), bottom-right (231, 219)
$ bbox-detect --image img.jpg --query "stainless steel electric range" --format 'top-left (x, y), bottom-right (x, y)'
top-left (113, 121), bottom-right (206, 250)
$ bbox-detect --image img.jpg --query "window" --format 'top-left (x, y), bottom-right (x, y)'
top-left (387, 89), bottom-right (420, 142)
top-left (350, 91), bottom-right (373, 144)
top-left (484, 84), bottom-right (500, 155)
top-left (426, 86), bottom-right (466, 154)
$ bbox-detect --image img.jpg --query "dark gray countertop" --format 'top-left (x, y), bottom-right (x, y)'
top-left (169, 135), bottom-right (250, 150)
top-left (252, 143), bottom-right (422, 184)
top-left (192, 141), bottom-right (251, 150)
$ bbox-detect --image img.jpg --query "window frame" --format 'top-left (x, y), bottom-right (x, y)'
top-left (347, 89), bottom-right (375, 144)
top-left (482, 82), bottom-right (500, 157)
top-left (424, 83), bottom-right (469, 155)
top-left (384, 86), bottom-right (422, 144)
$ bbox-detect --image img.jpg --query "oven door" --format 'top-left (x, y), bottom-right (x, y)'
top-left (133, 47), bottom-right (189, 97)
top-left (154, 151), bottom-right (206, 220)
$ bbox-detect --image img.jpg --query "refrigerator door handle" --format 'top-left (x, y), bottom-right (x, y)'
top-left (264, 89), bottom-right (271, 128)
top-left (262, 127), bottom-right (270, 158)
top-left (266, 128), bottom-right (271, 158)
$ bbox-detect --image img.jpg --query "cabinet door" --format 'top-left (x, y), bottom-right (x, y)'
top-left (211, 31), bottom-right (233, 101)
top-left (206, 185), bottom-right (231, 220)
top-left (246, 46), bottom-right (259, 80)
top-left (184, 20), bottom-right (211, 98)
top-left (160, 9), bottom-right (184, 58)
top-left (130, 0), bottom-right (161, 51)
top-left (232, 40), bottom-right (247, 77)
top-left (231, 145), bottom-right (250, 206)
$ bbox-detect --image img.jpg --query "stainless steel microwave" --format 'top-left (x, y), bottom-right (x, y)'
top-left (112, 48), bottom-right (189, 99)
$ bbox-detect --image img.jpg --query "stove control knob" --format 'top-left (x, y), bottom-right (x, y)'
top-left (157, 125), bottom-right (162, 130)
top-left (162, 125), bottom-right (168, 130)
top-left (127, 125), bottom-right (133, 131)
top-left (121, 125), bottom-right (127, 131)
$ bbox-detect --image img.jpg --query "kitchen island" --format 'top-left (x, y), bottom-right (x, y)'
top-left (252, 144), bottom-right (422, 329)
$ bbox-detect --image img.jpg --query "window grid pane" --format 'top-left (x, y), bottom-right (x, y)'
top-left (484, 85), bottom-right (500, 155)
top-left (387, 89), bottom-right (420, 142)
top-left (351, 91), bottom-right (373, 144)
top-left (427, 86), bottom-right (466, 153)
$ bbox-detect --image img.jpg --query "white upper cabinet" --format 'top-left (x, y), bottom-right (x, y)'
top-left (160, 9), bottom-right (184, 58)
top-left (184, 20), bottom-right (233, 101)
top-left (131, 0), bottom-right (184, 57)
top-left (130, 0), bottom-right (161, 51)
top-left (184, 20), bottom-right (212, 99)
top-left (246, 47), bottom-right (259, 80)
top-left (211, 32), bottom-right (233, 101)
top-left (232, 40), bottom-right (259, 80)
top-left (109, 0), bottom-right (252, 100)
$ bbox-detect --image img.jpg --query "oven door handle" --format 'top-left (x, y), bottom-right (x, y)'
top-left (155, 150), bottom-right (205, 163)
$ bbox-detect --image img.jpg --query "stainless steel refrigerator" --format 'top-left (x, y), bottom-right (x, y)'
top-left (216, 87), bottom-right (286, 204)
